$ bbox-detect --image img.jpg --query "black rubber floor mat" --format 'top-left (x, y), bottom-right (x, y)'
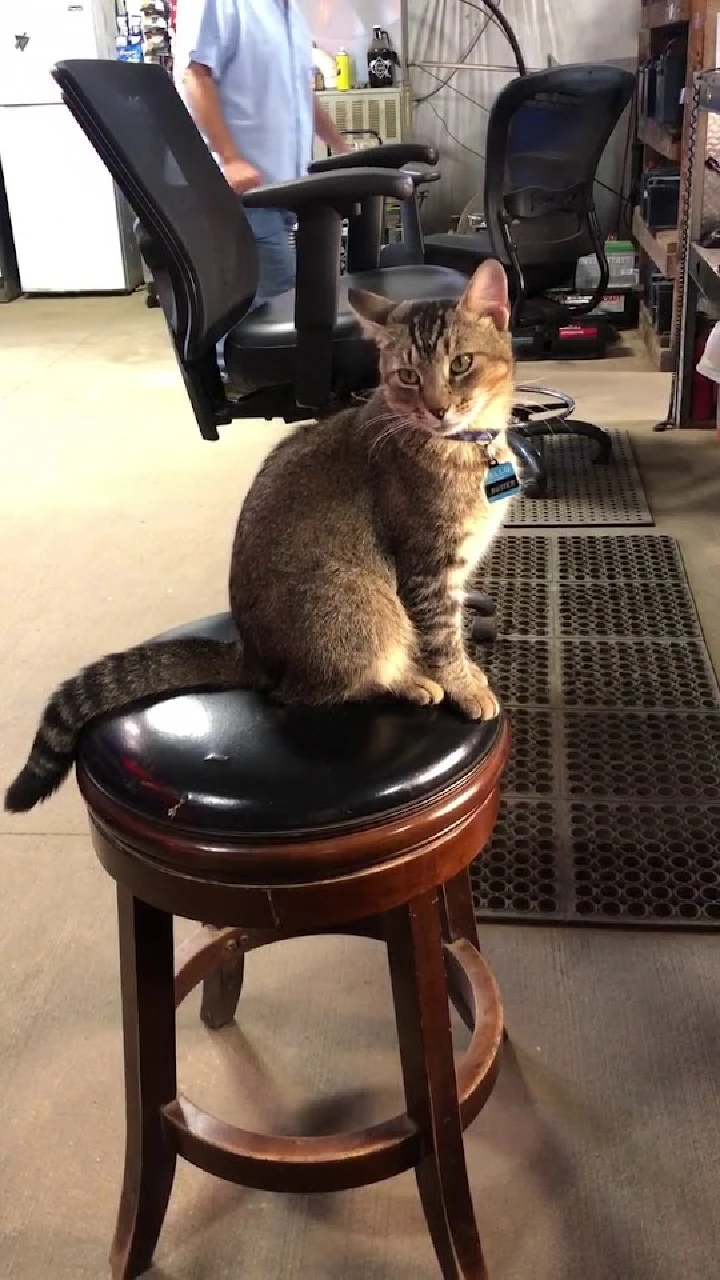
top-left (560, 639), bottom-right (719, 709)
top-left (508, 431), bottom-right (653, 528)
top-left (468, 534), bottom-right (720, 929)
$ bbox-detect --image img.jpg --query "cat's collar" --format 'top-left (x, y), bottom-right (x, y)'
top-left (447, 429), bottom-right (495, 444)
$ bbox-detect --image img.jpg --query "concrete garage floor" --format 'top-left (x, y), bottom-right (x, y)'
top-left (1, 294), bottom-right (719, 1280)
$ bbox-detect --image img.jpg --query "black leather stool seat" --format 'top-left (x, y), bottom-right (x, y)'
top-left (78, 613), bottom-right (501, 842)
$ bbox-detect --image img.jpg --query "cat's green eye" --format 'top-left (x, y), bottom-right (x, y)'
top-left (450, 353), bottom-right (473, 377)
top-left (397, 367), bottom-right (421, 387)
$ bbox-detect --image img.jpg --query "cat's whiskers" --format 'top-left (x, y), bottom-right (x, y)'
top-left (359, 408), bottom-right (398, 435)
top-left (361, 411), bottom-right (397, 433)
top-left (367, 415), bottom-right (419, 462)
top-left (359, 407), bottom-right (417, 463)
top-left (363, 419), bottom-right (401, 460)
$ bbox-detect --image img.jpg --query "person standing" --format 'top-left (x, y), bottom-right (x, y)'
top-left (174, 0), bottom-right (349, 307)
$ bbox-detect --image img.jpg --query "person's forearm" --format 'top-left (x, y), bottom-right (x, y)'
top-left (313, 100), bottom-right (349, 153)
top-left (183, 63), bottom-right (242, 164)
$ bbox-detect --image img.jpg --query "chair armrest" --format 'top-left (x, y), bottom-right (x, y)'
top-left (309, 142), bottom-right (439, 173)
top-left (404, 168), bottom-right (442, 189)
top-left (243, 167), bottom-right (414, 215)
top-left (305, 157), bottom-right (441, 272)
top-left (251, 170), bottom-right (410, 413)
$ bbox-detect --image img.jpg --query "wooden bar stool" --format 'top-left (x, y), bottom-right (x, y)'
top-left (76, 613), bottom-right (510, 1280)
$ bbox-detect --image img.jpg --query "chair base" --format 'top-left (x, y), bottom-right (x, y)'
top-left (110, 876), bottom-right (502, 1280)
top-left (464, 592), bottom-right (498, 645)
top-left (510, 383), bottom-right (612, 498)
top-left (517, 418), bottom-right (612, 498)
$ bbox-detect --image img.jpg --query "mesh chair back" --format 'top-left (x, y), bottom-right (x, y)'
top-left (484, 65), bottom-right (635, 268)
top-left (52, 59), bottom-right (258, 360)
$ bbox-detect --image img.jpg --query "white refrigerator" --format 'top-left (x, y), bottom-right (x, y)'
top-left (0, 0), bottom-right (142, 294)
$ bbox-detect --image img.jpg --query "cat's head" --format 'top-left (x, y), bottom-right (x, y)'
top-left (348, 259), bottom-right (513, 439)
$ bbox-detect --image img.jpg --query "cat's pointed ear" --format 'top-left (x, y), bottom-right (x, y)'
top-left (459, 259), bottom-right (510, 331)
top-left (348, 288), bottom-right (397, 344)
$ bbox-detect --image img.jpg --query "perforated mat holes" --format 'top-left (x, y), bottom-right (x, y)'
top-left (570, 802), bottom-right (720, 922)
top-left (471, 533), bottom-right (720, 930)
top-left (507, 431), bottom-right (652, 530)
top-left (556, 534), bottom-right (682, 580)
top-left (476, 639), bottom-right (552, 708)
top-left (476, 534), bottom-right (552, 581)
top-left (481, 578), bottom-right (551, 638)
top-left (560, 640), bottom-right (720, 710)
top-left (564, 712), bottom-right (720, 802)
top-left (502, 709), bottom-right (555, 796)
top-left (557, 579), bottom-right (699, 640)
top-left (471, 800), bottom-right (558, 916)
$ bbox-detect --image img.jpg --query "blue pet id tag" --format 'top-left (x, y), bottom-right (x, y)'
top-left (484, 459), bottom-right (521, 504)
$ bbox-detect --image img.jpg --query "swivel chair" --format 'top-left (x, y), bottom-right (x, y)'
top-left (51, 60), bottom-right (474, 442)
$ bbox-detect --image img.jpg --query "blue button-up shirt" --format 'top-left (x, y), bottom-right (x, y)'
top-left (174, 0), bottom-right (314, 185)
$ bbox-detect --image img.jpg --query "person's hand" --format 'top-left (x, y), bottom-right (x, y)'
top-left (222, 156), bottom-right (262, 194)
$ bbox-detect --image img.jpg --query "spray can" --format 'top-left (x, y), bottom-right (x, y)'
top-left (335, 49), bottom-right (352, 91)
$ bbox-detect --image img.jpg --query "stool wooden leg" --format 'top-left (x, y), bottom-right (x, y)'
top-left (443, 870), bottom-right (481, 949)
top-left (386, 892), bottom-right (488, 1280)
top-left (111, 887), bottom-right (177, 1280)
top-left (200, 938), bottom-right (246, 1030)
top-left (441, 871), bottom-right (480, 1032)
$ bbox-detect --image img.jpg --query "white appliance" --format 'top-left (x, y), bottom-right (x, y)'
top-left (312, 86), bottom-right (411, 163)
top-left (0, 0), bottom-right (142, 294)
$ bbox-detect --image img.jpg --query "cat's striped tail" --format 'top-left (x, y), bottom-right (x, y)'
top-left (4, 637), bottom-right (245, 814)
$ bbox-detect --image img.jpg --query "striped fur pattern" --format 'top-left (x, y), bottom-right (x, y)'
top-left (5, 259), bottom-right (515, 814)
top-left (228, 258), bottom-right (516, 717)
top-left (5, 638), bottom-right (243, 813)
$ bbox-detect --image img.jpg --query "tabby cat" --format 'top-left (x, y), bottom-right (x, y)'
top-left (5, 257), bottom-right (517, 814)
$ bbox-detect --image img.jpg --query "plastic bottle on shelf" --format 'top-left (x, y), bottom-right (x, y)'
top-left (335, 50), bottom-right (352, 92)
top-left (367, 27), bottom-right (397, 89)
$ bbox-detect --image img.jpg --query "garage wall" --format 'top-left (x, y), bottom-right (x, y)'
top-left (298, 0), bottom-right (403, 78)
top-left (299, 0), bottom-right (639, 234)
top-left (408, 0), bottom-right (639, 232)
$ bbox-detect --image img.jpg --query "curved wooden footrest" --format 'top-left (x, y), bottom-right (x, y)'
top-left (162, 1094), bottom-right (420, 1194)
top-left (165, 933), bottom-right (502, 1195)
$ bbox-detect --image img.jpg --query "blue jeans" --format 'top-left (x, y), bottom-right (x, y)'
top-left (243, 206), bottom-right (296, 310)
top-left (215, 206), bottom-right (296, 379)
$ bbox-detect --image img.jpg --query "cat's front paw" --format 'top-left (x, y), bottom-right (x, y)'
top-left (444, 666), bottom-right (500, 721)
top-left (397, 674), bottom-right (445, 708)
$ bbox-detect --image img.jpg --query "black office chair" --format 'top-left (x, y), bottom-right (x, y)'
top-left (378, 64), bottom-right (636, 487)
top-left (51, 60), bottom-right (476, 441)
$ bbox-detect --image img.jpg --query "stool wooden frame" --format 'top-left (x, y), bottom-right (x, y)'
top-left (78, 717), bottom-right (509, 1280)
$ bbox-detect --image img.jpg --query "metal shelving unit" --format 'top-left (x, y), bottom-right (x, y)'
top-left (635, 0), bottom-right (720, 380)
top-left (676, 68), bottom-right (720, 420)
